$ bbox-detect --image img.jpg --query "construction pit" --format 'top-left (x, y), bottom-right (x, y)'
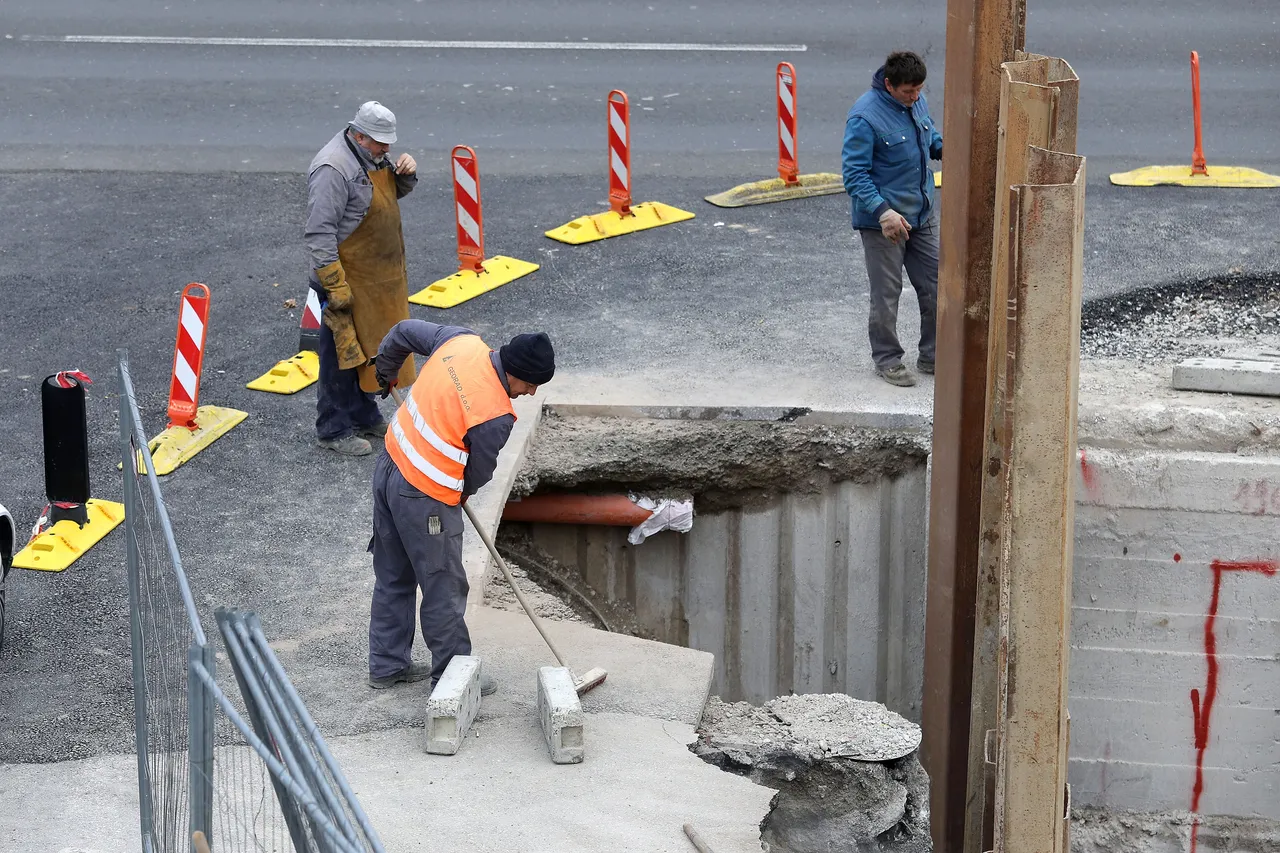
top-left (472, 372), bottom-right (1280, 853)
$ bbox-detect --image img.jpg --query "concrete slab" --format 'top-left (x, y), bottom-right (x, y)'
top-left (469, 606), bottom-right (713, 727)
top-left (0, 714), bottom-right (771, 853)
top-left (537, 666), bottom-right (585, 764)
top-left (1172, 357), bottom-right (1280, 397)
top-left (425, 655), bottom-right (483, 755)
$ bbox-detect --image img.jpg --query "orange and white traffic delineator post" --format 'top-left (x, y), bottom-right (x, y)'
top-left (546, 90), bottom-right (694, 244)
top-left (1111, 51), bottom-right (1280, 188)
top-left (706, 63), bottom-right (849, 207)
top-left (247, 287), bottom-right (322, 394)
top-left (142, 283), bottom-right (247, 475)
top-left (410, 145), bottom-right (539, 308)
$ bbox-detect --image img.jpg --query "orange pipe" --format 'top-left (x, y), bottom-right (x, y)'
top-left (502, 493), bottom-right (653, 527)
top-left (1190, 51), bottom-right (1208, 176)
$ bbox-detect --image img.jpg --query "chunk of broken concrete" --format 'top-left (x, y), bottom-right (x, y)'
top-left (691, 694), bottom-right (930, 852)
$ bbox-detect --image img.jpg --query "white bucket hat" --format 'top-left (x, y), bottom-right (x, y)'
top-left (350, 101), bottom-right (397, 144)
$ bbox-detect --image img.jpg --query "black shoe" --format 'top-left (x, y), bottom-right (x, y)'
top-left (427, 672), bottom-right (498, 696)
top-left (876, 364), bottom-right (917, 387)
top-left (368, 662), bottom-right (432, 689)
top-left (319, 434), bottom-right (373, 456)
top-left (355, 421), bottom-right (388, 440)
top-left (917, 359), bottom-right (935, 375)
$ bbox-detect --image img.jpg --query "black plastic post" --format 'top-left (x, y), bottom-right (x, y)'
top-left (42, 374), bottom-right (91, 527)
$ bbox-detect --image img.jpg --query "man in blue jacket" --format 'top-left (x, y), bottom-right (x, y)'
top-left (842, 51), bottom-right (942, 387)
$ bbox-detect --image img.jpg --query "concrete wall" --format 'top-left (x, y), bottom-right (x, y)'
top-left (526, 466), bottom-right (930, 723)
top-left (1068, 447), bottom-right (1280, 820)
top-left (522, 446), bottom-right (1280, 820)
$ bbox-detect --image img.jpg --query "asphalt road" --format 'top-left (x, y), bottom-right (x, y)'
top-left (1, 0), bottom-right (1277, 175)
top-left (1, 2), bottom-right (1278, 764)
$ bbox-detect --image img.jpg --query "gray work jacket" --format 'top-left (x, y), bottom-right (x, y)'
top-left (304, 128), bottom-right (418, 284)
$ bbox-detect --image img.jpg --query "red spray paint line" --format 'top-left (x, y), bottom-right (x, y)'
top-left (1188, 558), bottom-right (1277, 853)
top-left (1078, 449), bottom-right (1099, 497)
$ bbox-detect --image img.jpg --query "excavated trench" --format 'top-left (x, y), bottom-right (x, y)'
top-left (489, 409), bottom-right (935, 852)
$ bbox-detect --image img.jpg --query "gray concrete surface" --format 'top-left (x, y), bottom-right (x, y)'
top-left (425, 654), bottom-right (482, 755)
top-left (537, 665), bottom-right (585, 764)
top-left (0, 713), bottom-right (774, 853)
top-left (1171, 356), bottom-right (1280, 396)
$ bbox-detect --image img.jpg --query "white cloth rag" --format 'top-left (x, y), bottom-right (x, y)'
top-left (627, 494), bottom-right (694, 545)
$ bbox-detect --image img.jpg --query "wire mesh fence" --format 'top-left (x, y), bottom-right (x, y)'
top-left (119, 351), bottom-right (384, 853)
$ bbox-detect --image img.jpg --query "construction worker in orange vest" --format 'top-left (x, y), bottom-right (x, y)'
top-left (366, 319), bottom-right (555, 692)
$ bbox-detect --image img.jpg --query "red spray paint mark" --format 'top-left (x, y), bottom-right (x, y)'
top-left (1188, 558), bottom-right (1278, 853)
top-left (1078, 449), bottom-right (1099, 497)
top-left (1174, 553), bottom-right (1182, 563)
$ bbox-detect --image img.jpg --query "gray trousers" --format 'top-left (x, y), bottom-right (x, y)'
top-left (858, 210), bottom-right (939, 369)
top-left (368, 450), bottom-right (471, 682)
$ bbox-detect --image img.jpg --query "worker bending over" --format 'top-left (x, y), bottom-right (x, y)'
top-left (367, 319), bottom-right (555, 692)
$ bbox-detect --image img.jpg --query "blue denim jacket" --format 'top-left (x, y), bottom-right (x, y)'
top-left (841, 67), bottom-right (943, 231)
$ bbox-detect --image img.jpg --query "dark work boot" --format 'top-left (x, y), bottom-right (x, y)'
top-left (319, 433), bottom-right (373, 456)
top-left (355, 422), bottom-right (388, 440)
top-left (368, 662), bottom-right (432, 689)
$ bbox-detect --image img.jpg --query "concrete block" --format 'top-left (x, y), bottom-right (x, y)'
top-left (537, 666), bottom-right (584, 764)
top-left (1173, 357), bottom-right (1280, 397)
top-left (425, 655), bottom-right (482, 755)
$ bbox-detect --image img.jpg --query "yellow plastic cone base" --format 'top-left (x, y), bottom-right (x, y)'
top-left (704, 173), bottom-right (845, 208)
top-left (409, 256), bottom-right (540, 309)
top-left (1109, 165), bottom-right (1280, 188)
top-left (544, 201), bottom-right (696, 245)
top-left (143, 405), bottom-right (248, 476)
top-left (246, 350), bottom-right (320, 394)
top-left (13, 499), bottom-right (125, 572)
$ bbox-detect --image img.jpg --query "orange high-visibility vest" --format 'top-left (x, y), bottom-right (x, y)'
top-left (385, 334), bottom-right (515, 505)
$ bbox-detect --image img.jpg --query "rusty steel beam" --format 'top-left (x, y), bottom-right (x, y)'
top-left (965, 53), bottom-right (1079, 853)
top-left (993, 145), bottom-right (1085, 853)
top-left (922, 1), bottom-right (1025, 850)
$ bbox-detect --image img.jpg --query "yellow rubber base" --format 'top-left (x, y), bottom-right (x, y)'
top-left (409, 256), bottom-right (540, 308)
top-left (144, 405), bottom-right (248, 476)
top-left (704, 173), bottom-right (845, 208)
top-left (13, 499), bottom-right (125, 572)
top-left (545, 202), bottom-right (696, 245)
top-left (246, 350), bottom-right (320, 394)
top-left (1109, 165), bottom-right (1280, 188)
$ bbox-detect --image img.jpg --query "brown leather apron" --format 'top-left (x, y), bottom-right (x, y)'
top-left (338, 166), bottom-right (416, 393)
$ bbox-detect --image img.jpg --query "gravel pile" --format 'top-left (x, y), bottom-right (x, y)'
top-left (1082, 273), bottom-right (1280, 362)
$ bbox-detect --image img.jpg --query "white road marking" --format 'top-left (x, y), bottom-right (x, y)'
top-left (20, 35), bottom-right (807, 52)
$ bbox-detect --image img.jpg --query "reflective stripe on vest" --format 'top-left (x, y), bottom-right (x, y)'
top-left (385, 333), bottom-right (515, 504)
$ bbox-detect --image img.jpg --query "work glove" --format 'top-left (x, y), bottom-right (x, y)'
top-left (879, 208), bottom-right (912, 244)
top-left (322, 307), bottom-right (367, 370)
top-left (316, 260), bottom-right (351, 311)
top-left (370, 356), bottom-right (398, 399)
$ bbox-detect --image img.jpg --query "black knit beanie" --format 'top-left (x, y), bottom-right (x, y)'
top-left (500, 332), bottom-right (556, 385)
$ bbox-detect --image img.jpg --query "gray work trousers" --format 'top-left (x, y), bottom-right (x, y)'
top-left (368, 450), bottom-right (471, 682)
top-left (858, 209), bottom-right (939, 369)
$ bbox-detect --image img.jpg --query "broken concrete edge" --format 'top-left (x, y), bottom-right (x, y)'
top-left (690, 695), bottom-right (931, 852)
top-left (537, 666), bottom-right (585, 764)
top-left (425, 655), bottom-right (482, 756)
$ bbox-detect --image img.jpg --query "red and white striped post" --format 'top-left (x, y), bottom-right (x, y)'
top-left (451, 145), bottom-right (486, 273)
top-left (298, 287), bottom-right (322, 352)
top-left (607, 90), bottom-right (632, 216)
top-left (777, 62), bottom-right (799, 185)
top-left (166, 282), bottom-right (210, 430)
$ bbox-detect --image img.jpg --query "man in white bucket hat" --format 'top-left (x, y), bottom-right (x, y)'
top-left (305, 101), bottom-right (419, 456)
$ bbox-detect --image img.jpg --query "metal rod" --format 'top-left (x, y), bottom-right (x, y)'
top-left (244, 613), bottom-right (387, 853)
top-left (119, 351), bottom-right (156, 851)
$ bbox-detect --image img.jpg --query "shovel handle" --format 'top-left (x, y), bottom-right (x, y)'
top-left (388, 386), bottom-right (571, 670)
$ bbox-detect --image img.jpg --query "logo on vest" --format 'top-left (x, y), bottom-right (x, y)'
top-left (447, 365), bottom-right (470, 412)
